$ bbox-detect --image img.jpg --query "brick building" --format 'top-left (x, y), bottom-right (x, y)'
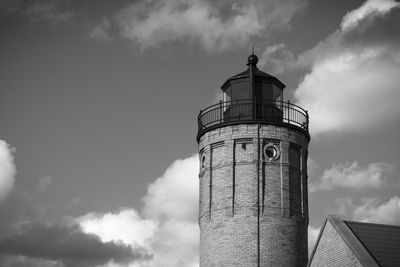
top-left (196, 54), bottom-right (310, 266)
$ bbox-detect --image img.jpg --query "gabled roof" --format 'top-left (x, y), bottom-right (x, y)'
top-left (309, 215), bottom-right (400, 267)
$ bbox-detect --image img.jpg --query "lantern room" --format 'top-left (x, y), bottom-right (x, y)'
top-left (196, 54), bottom-right (309, 142)
top-left (221, 54), bottom-right (285, 103)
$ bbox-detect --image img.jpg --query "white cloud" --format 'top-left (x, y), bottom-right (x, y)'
top-left (295, 47), bottom-right (400, 135)
top-left (143, 155), bottom-right (199, 222)
top-left (78, 209), bottom-right (157, 248)
top-left (308, 226), bottom-right (320, 254)
top-left (341, 0), bottom-right (398, 31)
top-left (330, 196), bottom-right (400, 225)
top-left (114, 0), bottom-right (306, 51)
top-left (352, 196), bottom-right (400, 224)
top-left (0, 140), bottom-right (16, 200)
top-left (308, 225), bottom-right (321, 255)
top-left (78, 155), bottom-right (200, 267)
top-left (147, 220), bottom-right (199, 267)
top-left (293, 0), bottom-right (400, 136)
top-left (310, 161), bottom-right (392, 192)
top-left (259, 43), bottom-right (296, 74)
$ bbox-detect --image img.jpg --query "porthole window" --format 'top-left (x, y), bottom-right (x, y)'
top-left (264, 143), bottom-right (280, 162)
top-left (265, 146), bottom-right (277, 158)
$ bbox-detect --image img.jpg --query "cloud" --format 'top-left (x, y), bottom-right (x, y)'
top-left (292, 0), bottom-right (400, 136)
top-left (0, 140), bottom-right (16, 200)
top-left (142, 155), bottom-right (199, 222)
top-left (0, 255), bottom-right (62, 267)
top-left (0, 222), bottom-right (150, 267)
top-left (0, 191), bottom-right (43, 240)
top-left (340, 0), bottom-right (399, 31)
top-left (78, 155), bottom-right (200, 267)
top-left (0, 0), bottom-right (74, 24)
top-left (310, 161), bottom-right (393, 192)
top-left (352, 196), bottom-right (400, 224)
top-left (88, 18), bottom-right (114, 43)
top-left (0, 154), bottom-right (199, 267)
top-left (79, 209), bottom-right (157, 248)
top-left (335, 197), bottom-right (356, 217)
top-left (308, 226), bottom-right (320, 254)
top-left (258, 43), bottom-right (296, 74)
top-left (307, 158), bottom-right (318, 182)
top-left (331, 196), bottom-right (400, 225)
top-left (113, 0), bottom-right (305, 51)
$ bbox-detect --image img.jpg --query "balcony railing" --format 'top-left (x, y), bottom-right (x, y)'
top-left (197, 99), bottom-right (309, 141)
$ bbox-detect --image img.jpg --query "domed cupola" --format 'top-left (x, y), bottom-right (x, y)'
top-left (221, 53), bottom-right (285, 103)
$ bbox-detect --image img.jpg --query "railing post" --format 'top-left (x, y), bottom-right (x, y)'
top-left (287, 100), bottom-right (291, 124)
top-left (306, 110), bottom-right (309, 130)
top-left (198, 111), bottom-right (202, 129)
top-left (219, 100), bottom-right (223, 123)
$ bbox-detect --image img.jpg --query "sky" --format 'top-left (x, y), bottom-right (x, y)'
top-left (0, 0), bottom-right (400, 266)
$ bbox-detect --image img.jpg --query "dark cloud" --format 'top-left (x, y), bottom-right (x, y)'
top-left (0, 255), bottom-right (62, 267)
top-left (0, 0), bottom-right (75, 24)
top-left (0, 190), bottom-right (42, 239)
top-left (0, 222), bottom-right (151, 267)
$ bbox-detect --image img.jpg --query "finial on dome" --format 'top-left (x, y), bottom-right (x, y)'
top-left (247, 44), bottom-right (258, 66)
top-left (247, 53), bottom-right (258, 66)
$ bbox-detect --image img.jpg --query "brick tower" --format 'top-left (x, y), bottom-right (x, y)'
top-left (196, 54), bottom-right (310, 266)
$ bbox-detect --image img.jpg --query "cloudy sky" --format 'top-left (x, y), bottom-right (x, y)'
top-left (1, 0), bottom-right (400, 266)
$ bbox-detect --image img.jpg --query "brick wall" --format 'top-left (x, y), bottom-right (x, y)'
top-left (198, 124), bottom-right (309, 267)
top-left (309, 221), bottom-right (363, 267)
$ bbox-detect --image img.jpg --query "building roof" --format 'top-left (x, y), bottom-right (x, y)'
top-left (220, 55), bottom-right (286, 90)
top-left (229, 67), bottom-right (274, 80)
top-left (309, 215), bottom-right (400, 267)
top-left (221, 67), bottom-right (286, 90)
top-left (346, 220), bottom-right (400, 267)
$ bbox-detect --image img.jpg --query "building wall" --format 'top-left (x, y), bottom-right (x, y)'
top-left (198, 124), bottom-right (309, 267)
top-left (309, 221), bottom-right (363, 267)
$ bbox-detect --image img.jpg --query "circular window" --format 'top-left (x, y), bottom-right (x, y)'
top-left (264, 144), bottom-right (280, 161)
top-left (265, 146), bottom-right (277, 158)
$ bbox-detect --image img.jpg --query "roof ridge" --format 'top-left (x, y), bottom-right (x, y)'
top-left (345, 220), bottom-right (400, 229)
top-left (328, 215), bottom-right (380, 267)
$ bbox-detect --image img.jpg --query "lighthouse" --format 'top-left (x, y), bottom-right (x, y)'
top-left (196, 54), bottom-right (310, 266)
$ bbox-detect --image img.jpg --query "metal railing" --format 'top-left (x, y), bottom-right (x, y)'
top-left (197, 99), bottom-right (309, 141)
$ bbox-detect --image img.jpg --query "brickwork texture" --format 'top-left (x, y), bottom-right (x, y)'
top-left (198, 124), bottom-right (309, 267)
top-left (309, 221), bottom-right (363, 267)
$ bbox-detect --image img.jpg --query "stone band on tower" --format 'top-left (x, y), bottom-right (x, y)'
top-left (197, 54), bottom-right (310, 266)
